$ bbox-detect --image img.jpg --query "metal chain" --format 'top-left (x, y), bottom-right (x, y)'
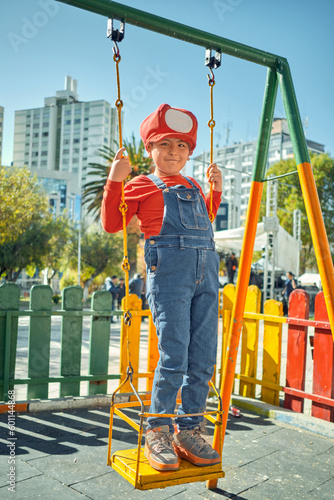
top-left (207, 77), bottom-right (216, 223)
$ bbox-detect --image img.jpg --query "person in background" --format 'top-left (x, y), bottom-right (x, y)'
top-left (116, 277), bottom-right (125, 310)
top-left (129, 273), bottom-right (144, 301)
top-left (225, 252), bottom-right (238, 284)
top-left (105, 275), bottom-right (119, 323)
top-left (282, 271), bottom-right (297, 315)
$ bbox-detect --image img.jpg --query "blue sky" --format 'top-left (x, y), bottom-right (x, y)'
top-left (1, 0), bottom-right (334, 166)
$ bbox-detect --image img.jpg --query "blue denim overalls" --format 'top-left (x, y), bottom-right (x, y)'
top-left (144, 174), bottom-right (219, 431)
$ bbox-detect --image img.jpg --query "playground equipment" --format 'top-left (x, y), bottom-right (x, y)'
top-left (57, 0), bottom-right (334, 491)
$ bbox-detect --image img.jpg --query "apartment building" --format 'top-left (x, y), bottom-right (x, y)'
top-left (193, 118), bottom-right (325, 229)
top-left (13, 77), bottom-right (118, 220)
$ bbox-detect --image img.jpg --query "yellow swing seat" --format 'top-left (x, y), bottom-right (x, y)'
top-left (110, 449), bottom-right (224, 491)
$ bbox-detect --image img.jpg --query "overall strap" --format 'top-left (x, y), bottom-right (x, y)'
top-left (182, 175), bottom-right (199, 189)
top-left (147, 174), bottom-right (166, 190)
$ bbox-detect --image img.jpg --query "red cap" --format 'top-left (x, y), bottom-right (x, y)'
top-left (140, 104), bottom-right (198, 154)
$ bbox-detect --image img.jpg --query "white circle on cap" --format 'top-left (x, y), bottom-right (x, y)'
top-left (165, 108), bottom-right (193, 133)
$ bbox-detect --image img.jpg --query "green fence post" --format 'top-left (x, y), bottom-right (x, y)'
top-left (60, 285), bottom-right (83, 397)
top-left (27, 285), bottom-right (52, 400)
top-left (0, 283), bottom-right (20, 402)
top-left (89, 290), bottom-right (112, 395)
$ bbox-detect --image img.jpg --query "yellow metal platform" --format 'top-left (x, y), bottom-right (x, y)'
top-left (110, 448), bottom-right (224, 490)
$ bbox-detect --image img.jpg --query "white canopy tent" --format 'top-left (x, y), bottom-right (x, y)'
top-left (214, 222), bottom-right (299, 275)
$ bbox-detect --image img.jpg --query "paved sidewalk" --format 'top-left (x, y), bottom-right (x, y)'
top-left (1, 402), bottom-right (333, 499)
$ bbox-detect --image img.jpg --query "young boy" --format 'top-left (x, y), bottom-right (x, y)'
top-left (101, 103), bottom-right (222, 472)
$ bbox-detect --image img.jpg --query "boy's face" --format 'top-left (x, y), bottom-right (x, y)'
top-left (148, 137), bottom-right (190, 177)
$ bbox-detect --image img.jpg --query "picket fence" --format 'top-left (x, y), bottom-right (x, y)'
top-left (0, 282), bottom-right (333, 422)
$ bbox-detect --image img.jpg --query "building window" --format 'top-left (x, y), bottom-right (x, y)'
top-left (74, 119), bottom-right (81, 124)
top-left (42, 122), bottom-right (49, 128)
top-left (63, 149), bottom-right (70, 154)
top-left (32, 152), bottom-right (38, 157)
top-left (33, 123), bottom-right (39, 129)
top-left (73, 148), bottom-right (80, 154)
top-left (73, 138), bottom-right (80, 143)
top-left (41, 161), bottom-right (47, 166)
top-left (63, 139), bottom-right (70, 145)
top-left (41, 151), bottom-right (48, 156)
top-left (31, 161), bottom-right (38, 166)
top-left (65, 120), bottom-right (71, 125)
top-left (33, 133), bottom-right (39, 138)
top-left (42, 132), bottom-right (48, 137)
top-left (72, 158), bottom-right (79, 164)
top-left (242, 144), bottom-right (253, 153)
top-left (65, 110), bottom-right (71, 115)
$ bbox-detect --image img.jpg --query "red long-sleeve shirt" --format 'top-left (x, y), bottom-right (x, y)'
top-left (101, 174), bottom-right (221, 239)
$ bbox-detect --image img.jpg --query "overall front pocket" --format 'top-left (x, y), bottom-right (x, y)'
top-left (177, 191), bottom-right (209, 230)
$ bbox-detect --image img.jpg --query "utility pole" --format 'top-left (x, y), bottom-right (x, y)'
top-left (77, 195), bottom-right (82, 286)
top-left (293, 209), bottom-right (302, 278)
top-left (263, 179), bottom-right (279, 300)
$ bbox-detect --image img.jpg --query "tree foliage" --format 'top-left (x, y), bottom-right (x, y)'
top-left (82, 135), bottom-right (153, 222)
top-left (264, 153), bottom-right (334, 271)
top-left (82, 135), bottom-right (153, 275)
top-left (0, 166), bottom-right (52, 280)
top-left (65, 225), bottom-right (123, 300)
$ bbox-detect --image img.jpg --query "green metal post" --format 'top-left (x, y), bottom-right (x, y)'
top-left (252, 67), bottom-right (279, 182)
top-left (28, 285), bottom-right (52, 400)
top-left (60, 285), bottom-right (83, 397)
top-left (277, 61), bottom-right (310, 165)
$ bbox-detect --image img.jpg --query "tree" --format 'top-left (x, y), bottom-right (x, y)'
top-left (65, 225), bottom-right (123, 301)
top-left (265, 153), bottom-right (334, 272)
top-left (82, 136), bottom-right (153, 221)
top-left (82, 135), bottom-right (153, 275)
top-left (0, 166), bottom-right (52, 281)
top-left (40, 215), bottom-right (73, 285)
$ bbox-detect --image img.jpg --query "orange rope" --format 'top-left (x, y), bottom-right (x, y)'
top-left (113, 51), bottom-right (132, 365)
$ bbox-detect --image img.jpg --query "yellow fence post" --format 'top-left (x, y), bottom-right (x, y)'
top-left (239, 285), bottom-right (261, 398)
top-left (219, 284), bottom-right (235, 390)
top-left (119, 294), bottom-right (142, 393)
top-left (146, 314), bottom-right (158, 393)
top-left (262, 299), bottom-right (283, 406)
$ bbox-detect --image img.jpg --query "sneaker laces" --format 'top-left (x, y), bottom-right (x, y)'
top-left (150, 431), bottom-right (174, 453)
top-left (182, 426), bottom-right (211, 452)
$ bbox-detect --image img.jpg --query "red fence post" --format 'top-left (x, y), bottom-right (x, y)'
top-left (312, 292), bottom-right (334, 421)
top-left (284, 289), bottom-right (309, 413)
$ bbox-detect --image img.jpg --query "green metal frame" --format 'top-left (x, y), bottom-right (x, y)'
top-left (57, 0), bottom-right (311, 179)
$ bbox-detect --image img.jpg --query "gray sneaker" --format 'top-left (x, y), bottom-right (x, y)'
top-left (173, 426), bottom-right (221, 466)
top-left (144, 425), bottom-right (179, 471)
